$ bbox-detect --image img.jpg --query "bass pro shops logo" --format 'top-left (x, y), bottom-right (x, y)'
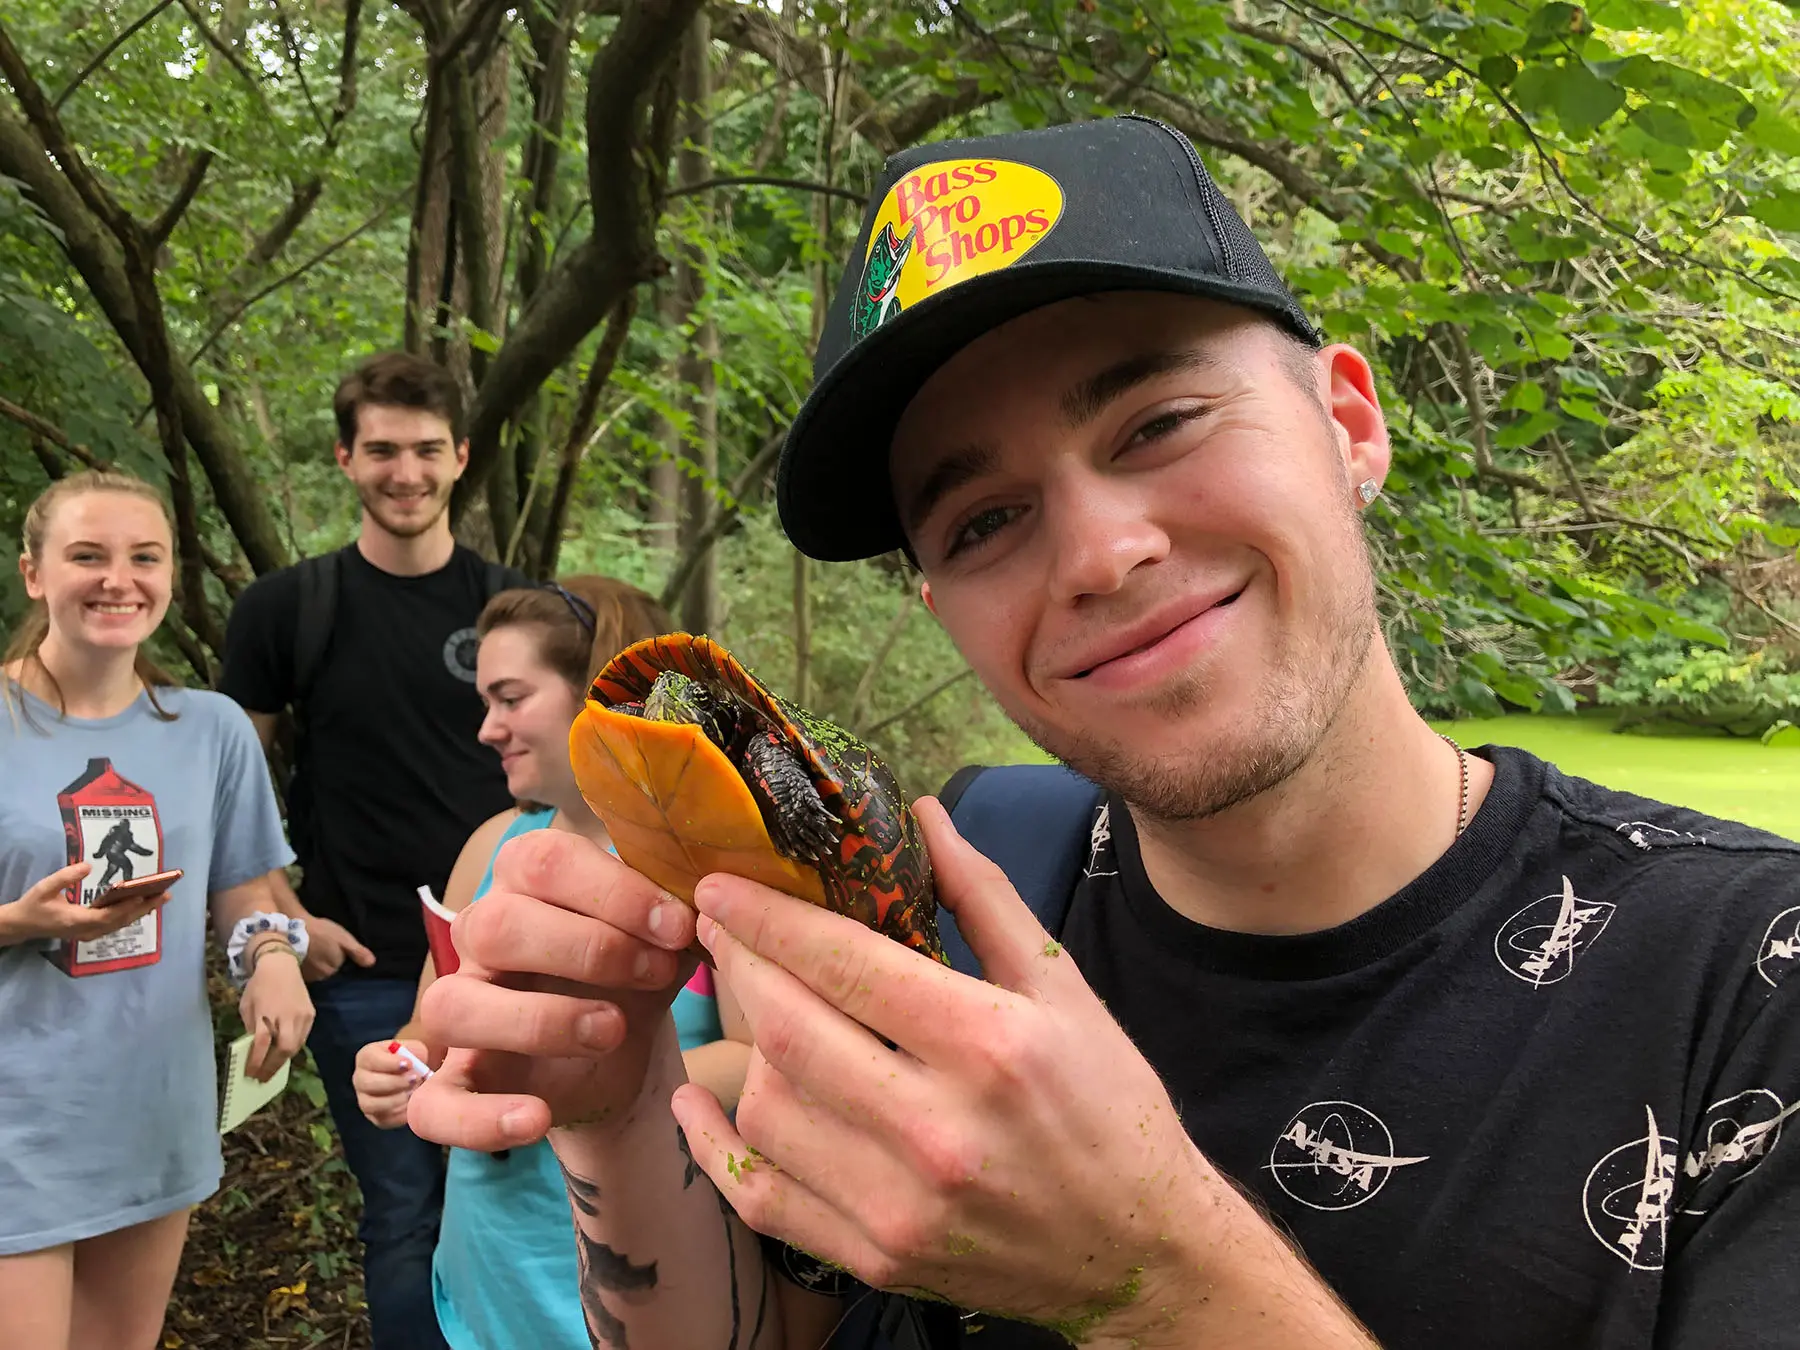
top-left (850, 158), bottom-right (1064, 341)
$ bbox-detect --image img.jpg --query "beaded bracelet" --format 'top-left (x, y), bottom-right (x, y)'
top-left (227, 912), bottom-right (309, 987)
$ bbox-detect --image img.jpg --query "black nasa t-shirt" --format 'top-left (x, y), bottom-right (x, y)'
top-left (218, 545), bottom-right (523, 979)
top-left (854, 748), bottom-right (1800, 1349)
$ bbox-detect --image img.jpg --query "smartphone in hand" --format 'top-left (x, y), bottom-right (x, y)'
top-left (91, 869), bottom-right (183, 909)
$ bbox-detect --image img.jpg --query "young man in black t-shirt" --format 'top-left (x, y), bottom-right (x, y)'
top-left (404, 119), bottom-right (1798, 1349)
top-left (219, 353), bottom-right (523, 1350)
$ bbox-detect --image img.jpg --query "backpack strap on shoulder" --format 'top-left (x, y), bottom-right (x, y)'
top-left (938, 764), bottom-right (1103, 980)
top-left (484, 559), bottom-right (525, 600)
top-left (291, 550), bottom-right (344, 712)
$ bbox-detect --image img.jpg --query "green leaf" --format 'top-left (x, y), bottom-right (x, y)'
top-left (1657, 615), bottom-right (1730, 646)
top-left (1478, 54), bottom-right (1519, 89)
top-left (1611, 56), bottom-right (1749, 127)
top-left (1541, 681), bottom-right (1579, 714)
top-left (1629, 103), bottom-right (1693, 147)
top-left (1533, 330), bottom-right (1576, 361)
top-left (1614, 122), bottom-right (1693, 174)
top-left (1496, 409), bottom-right (1564, 447)
top-left (1556, 64), bottom-right (1626, 133)
top-left (1747, 189), bottom-right (1800, 232)
top-left (1590, 0), bottom-right (1683, 32)
top-left (1560, 394), bottom-right (1610, 426)
top-left (1529, 3), bottom-right (1591, 38)
top-left (1745, 105), bottom-right (1800, 157)
top-left (1503, 380), bottom-right (1547, 412)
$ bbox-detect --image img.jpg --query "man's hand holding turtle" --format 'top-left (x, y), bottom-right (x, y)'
top-left (407, 829), bottom-right (699, 1148)
top-left (670, 797), bottom-right (1289, 1348)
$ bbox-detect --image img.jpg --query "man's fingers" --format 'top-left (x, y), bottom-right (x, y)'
top-left (693, 872), bottom-right (1006, 1062)
top-left (697, 915), bottom-right (926, 1116)
top-left (408, 1050), bottom-right (551, 1150)
top-left (488, 830), bottom-right (694, 952)
top-left (913, 796), bottom-right (1068, 994)
top-left (454, 891), bottom-right (684, 992)
top-left (420, 972), bottom-right (626, 1057)
top-left (347, 936), bottom-right (377, 967)
top-left (671, 1083), bottom-right (887, 1286)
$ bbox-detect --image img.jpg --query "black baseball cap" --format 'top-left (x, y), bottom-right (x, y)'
top-left (777, 113), bottom-right (1323, 563)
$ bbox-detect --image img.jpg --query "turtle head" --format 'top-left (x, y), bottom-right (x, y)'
top-left (644, 671), bottom-right (735, 749)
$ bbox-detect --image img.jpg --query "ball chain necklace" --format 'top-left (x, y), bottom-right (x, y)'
top-left (1439, 733), bottom-right (1471, 838)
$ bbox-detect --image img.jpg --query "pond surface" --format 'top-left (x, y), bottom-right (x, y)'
top-left (1434, 715), bottom-right (1800, 841)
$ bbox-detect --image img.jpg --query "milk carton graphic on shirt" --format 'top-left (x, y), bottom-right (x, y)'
top-left (50, 756), bottom-right (164, 976)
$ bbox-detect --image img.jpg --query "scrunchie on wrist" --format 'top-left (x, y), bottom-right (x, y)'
top-left (227, 912), bottom-right (309, 987)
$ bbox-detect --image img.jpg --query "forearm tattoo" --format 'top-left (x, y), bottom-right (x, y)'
top-left (560, 1160), bottom-right (658, 1349)
top-left (558, 1136), bottom-right (777, 1350)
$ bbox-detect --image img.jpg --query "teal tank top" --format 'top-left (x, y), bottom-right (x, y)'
top-left (431, 809), bottom-right (723, 1350)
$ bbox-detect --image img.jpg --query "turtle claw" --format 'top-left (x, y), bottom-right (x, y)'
top-left (784, 801), bottom-right (842, 864)
top-left (744, 729), bottom-right (841, 864)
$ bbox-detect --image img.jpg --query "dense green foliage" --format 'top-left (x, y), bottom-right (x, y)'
top-left (3, 0), bottom-right (1799, 790)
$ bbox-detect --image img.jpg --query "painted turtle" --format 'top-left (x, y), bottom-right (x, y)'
top-left (569, 634), bottom-right (944, 961)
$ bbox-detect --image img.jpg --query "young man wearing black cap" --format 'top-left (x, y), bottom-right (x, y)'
top-left (407, 116), bottom-right (1800, 1349)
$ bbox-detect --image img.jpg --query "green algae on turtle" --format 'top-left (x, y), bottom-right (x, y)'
top-left (572, 633), bottom-right (945, 961)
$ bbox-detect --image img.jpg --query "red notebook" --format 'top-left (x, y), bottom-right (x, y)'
top-left (417, 885), bottom-right (459, 976)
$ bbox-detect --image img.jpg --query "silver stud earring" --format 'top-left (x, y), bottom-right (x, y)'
top-left (1357, 479), bottom-right (1380, 505)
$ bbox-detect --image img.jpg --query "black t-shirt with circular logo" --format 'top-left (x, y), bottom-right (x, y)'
top-left (220, 544), bottom-right (522, 978)
top-left (841, 748), bottom-right (1800, 1348)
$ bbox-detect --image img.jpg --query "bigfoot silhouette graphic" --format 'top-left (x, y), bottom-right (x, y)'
top-left (94, 818), bottom-right (153, 888)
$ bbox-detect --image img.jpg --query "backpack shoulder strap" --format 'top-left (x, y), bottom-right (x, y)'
top-left (291, 550), bottom-right (344, 710)
top-left (484, 559), bottom-right (525, 599)
top-left (938, 764), bottom-right (1103, 979)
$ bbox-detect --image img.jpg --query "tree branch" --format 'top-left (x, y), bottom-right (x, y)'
top-left (148, 148), bottom-right (214, 246)
top-left (658, 427), bottom-right (784, 611)
top-left (1448, 325), bottom-right (1494, 475)
top-left (665, 173), bottom-right (864, 203)
top-left (190, 187), bottom-right (408, 365)
top-left (540, 292), bottom-right (638, 576)
top-left (0, 21), bottom-right (134, 236)
top-left (420, 0), bottom-right (512, 75)
top-left (0, 90), bottom-right (288, 573)
top-left (173, 0), bottom-right (267, 97)
top-left (0, 396), bottom-right (109, 468)
top-left (863, 667), bottom-right (976, 738)
top-left (53, 0), bottom-right (178, 110)
top-left (452, 0), bottom-right (704, 523)
top-left (848, 589), bottom-right (915, 728)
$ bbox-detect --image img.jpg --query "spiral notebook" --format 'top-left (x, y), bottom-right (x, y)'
top-left (219, 1032), bottom-right (290, 1135)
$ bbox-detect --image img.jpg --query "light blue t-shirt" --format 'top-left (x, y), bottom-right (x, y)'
top-left (432, 808), bottom-right (723, 1350)
top-left (0, 685), bottom-right (294, 1255)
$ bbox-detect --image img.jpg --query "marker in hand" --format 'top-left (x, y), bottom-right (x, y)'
top-left (388, 1041), bottom-right (433, 1082)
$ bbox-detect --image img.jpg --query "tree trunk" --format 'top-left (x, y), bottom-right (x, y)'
top-left (0, 92), bottom-right (288, 576)
top-left (449, 0), bottom-right (701, 528)
top-left (673, 13), bottom-right (717, 633)
top-left (404, 15), bottom-right (510, 398)
top-left (793, 550), bottom-right (811, 707)
top-left (647, 282), bottom-right (683, 553)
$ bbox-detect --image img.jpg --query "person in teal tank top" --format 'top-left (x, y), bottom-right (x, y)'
top-left (349, 576), bottom-right (750, 1350)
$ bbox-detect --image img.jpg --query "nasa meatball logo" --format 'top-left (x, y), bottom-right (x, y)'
top-left (442, 626), bottom-right (480, 683)
top-left (1493, 875), bottom-right (1614, 987)
top-left (1678, 1089), bottom-right (1798, 1215)
top-left (1266, 1101), bottom-right (1430, 1212)
top-left (1583, 1105), bottom-right (1678, 1270)
top-left (850, 157), bottom-right (1064, 341)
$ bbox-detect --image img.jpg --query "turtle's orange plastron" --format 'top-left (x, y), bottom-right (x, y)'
top-left (569, 634), bottom-right (944, 961)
